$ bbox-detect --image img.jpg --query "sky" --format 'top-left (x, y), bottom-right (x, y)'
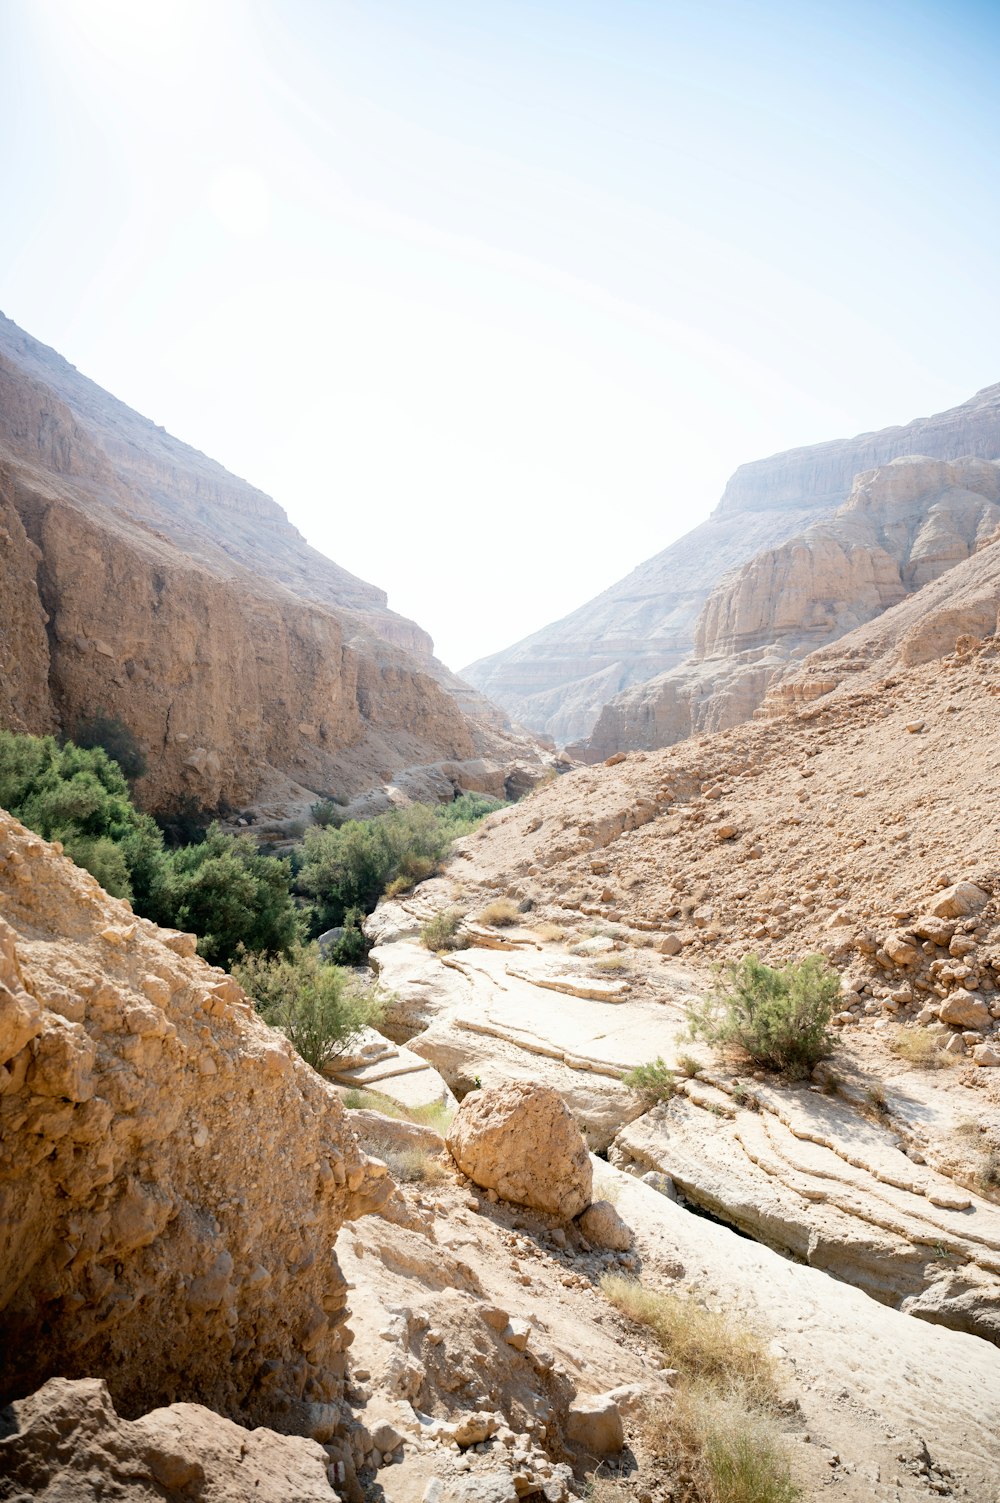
top-left (2, 1), bottom-right (1000, 672)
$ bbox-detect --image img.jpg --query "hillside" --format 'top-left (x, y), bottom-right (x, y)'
top-left (462, 383), bottom-right (1000, 746)
top-left (0, 313), bottom-right (538, 817)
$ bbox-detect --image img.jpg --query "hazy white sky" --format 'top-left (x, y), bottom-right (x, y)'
top-left (2, 0), bottom-right (1000, 670)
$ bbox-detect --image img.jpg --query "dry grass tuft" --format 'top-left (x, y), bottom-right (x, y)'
top-left (890, 1027), bottom-right (954, 1069)
top-left (477, 897), bottom-right (521, 928)
top-left (640, 1383), bottom-right (801, 1503)
top-left (599, 1276), bottom-right (776, 1401)
top-left (375, 1143), bottom-right (448, 1184)
top-left (593, 953), bottom-right (629, 972)
top-left (532, 921), bottom-right (566, 943)
top-left (341, 1087), bottom-right (454, 1134)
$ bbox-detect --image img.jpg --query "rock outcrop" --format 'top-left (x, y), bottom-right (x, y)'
top-left (586, 454), bottom-right (1000, 756)
top-left (0, 1378), bottom-right (338, 1502)
top-left (0, 313), bottom-right (539, 814)
top-left (0, 806), bottom-right (389, 1437)
top-left (446, 1082), bottom-right (592, 1219)
top-left (462, 383), bottom-right (1000, 744)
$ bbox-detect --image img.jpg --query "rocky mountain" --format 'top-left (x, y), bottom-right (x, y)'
top-left (0, 313), bottom-right (538, 815)
top-left (462, 382), bottom-right (1000, 746)
top-left (585, 454), bottom-right (1000, 757)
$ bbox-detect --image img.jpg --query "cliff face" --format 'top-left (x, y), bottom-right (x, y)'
top-left (462, 383), bottom-right (1000, 744)
top-left (585, 456), bottom-right (1000, 758)
top-left (0, 808), bottom-right (389, 1430)
top-left (0, 315), bottom-right (535, 811)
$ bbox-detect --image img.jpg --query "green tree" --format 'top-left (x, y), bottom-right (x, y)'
top-left (166, 825), bottom-right (300, 967)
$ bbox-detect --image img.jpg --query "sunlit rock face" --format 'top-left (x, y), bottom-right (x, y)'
top-left (463, 382), bottom-right (1000, 746)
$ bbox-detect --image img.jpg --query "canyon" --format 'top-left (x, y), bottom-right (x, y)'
top-left (0, 313), bottom-right (540, 822)
top-left (462, 384), bottom-right (1000, 750)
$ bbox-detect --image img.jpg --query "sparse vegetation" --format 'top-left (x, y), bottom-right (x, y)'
top-left (601, 1278), bottom-right (799, 1503)
top-left (476, 897), bottom-right (521, 927)
top-left (678, 1052), bottom-right (702, 1078)
top-left (593, 953), bottom-right (629, 972)
top-left (310, 796), bottom-right (345, 828)
top-left (420, 906), bottom-right (469, 952)
top-left (865, 1084), bottom-right (890, 1118)
top-left (890, 1026), bottom-right (952, 1069)
top-left (374, 1143), bottom-right (447, 1184)
top-left (687, 954), bottom-right (837, 1079)
top-left (532, 921), bottom-right (566, 943)
top-left (621, 1057), bottom-right (676, 1104)
top-left (233, 943), bottom-right (386, 1072)
top-left (600, 1276), bottom-right (776, 1400)
top-left (978, 1150), bottom-right (1000, 1193)
top-left (341, 1086), bottom-right (454, 1134)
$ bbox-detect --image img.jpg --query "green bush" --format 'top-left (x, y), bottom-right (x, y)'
top-left (420, 907), bottom-right (468, 952)
top-left (687, 954), bottom-right (837, 1078)
top-left (323, 906), bottom-right (369, 966)
top-left (233, 943), bottom-right (386, 1072)
top-left (296, 796), bottom-right (503, 934)
top-left (622, 1056), bottom-right (676, 1103)
top-left (166, 825), bottom-right (300, 967)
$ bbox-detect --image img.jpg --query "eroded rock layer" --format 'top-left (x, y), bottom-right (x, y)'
top-left (463, 383), bottom-right (1000, 744)
top-left (586, 455), bottom-right (1000, 756)
top-left (0, 806), bottom-right (389, 1431)
top-left (0, 313), bottom-right (537, 813)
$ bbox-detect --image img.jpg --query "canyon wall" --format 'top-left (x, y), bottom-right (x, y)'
top-left (462, 382), bottom-right (1000, 744)
top-left (0, 315), bottom-right (536, 811)
top-left (585, 455), bottom-right (1000, 757)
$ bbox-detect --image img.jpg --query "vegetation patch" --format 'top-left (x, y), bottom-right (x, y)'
top-left (890, 1026), bottom-right (953, 1069)
top-left (687, 954), bottom-right (837, 1079)
top-left (341, 1086), bottom-right (454, 1135)
top-left (420, 906), bottom-right (469, 952)
top-left (621, 1057), bottom-right (676, 1105)
top-left (233, 943), bottom-right (385, 1072)
top-left (476, 897), bottom-right (521, 927)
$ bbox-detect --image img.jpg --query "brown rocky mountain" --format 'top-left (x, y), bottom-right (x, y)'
top-left (0, 314), bottom-right (538, 814)
top-left (462, 382), bottom-right (1000, 746)
top-left (585, 454), bottom-right (1000, 757)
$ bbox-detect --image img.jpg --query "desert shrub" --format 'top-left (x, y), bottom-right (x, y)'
top-left (866, 1084), bottom-right (890, 1118)
top-left (477, 897), bottom-right (521, 928)
top-left (375, 1143), bottom-right (447, 1184)
top-left (622, 1057), bottom-right (676, 1104)
top-left (687, 954), bottom-right (837, 1078)
top-left (167, 825), bottom-right (299, 967)
top-left (436, 791), bottom-right (505, 834)
top-left (979, 1150), bottom-right (1000, 1192)
top-left (600, 1276), bottom-right (776, 1401)
top-left (320, 905), bottom-right (369, 966)
top-left (421, 907), bottom-right (468, 952)
top-left (593, 953), bottom-right (629, 972)
top-left (890, 1027), bottom-right (952, 1069)
top-left (72, 711), bottom-right (147, 782)
top-left (641, 1384), bottom-right (801, 1503)
top-left (310, 797), bottom-right (345, 828)
top-left (678, 1052), bottom-right (702, 1078)
top-left (532, 921), bottom-right (566, 942)
top-left (233, 942), bottom-right (385, 1072)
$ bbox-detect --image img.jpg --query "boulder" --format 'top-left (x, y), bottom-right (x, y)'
top-left (0, 1378), bottom-right (336, 1502)
top-left (939, 990), bottom-right (991, 1030)
top-left (446, 1082), bottom-right (592, 1219)
top-left (565, 1393), bottom-right (625, 1455)
top-left (576, 1200), bottom-right (634, 1251)
top-left (930, 883), bottom-right (989, 919)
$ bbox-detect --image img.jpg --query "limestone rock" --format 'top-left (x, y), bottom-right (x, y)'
top-left (0, 1377), bottom-right (336, 1501)
top-left (446, 1082), bottom-right (592, 1219)
top-left (0, 313), bottom-right (541, 816)
top-left (576, 1200), bottom-right (634, 1251)
top-left (564, 1394), bottom-right (625, 1455)
top-left (930, 882), bottom-right (989, 919)
top-left (0, 809), bottom-right (389, 1427)
top-left (939, 990), bottom-right (991, 1029)
top-left (462, 384), bottom-right (1000, 744)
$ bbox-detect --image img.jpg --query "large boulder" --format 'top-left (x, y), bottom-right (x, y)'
top-left (446, 1082), bottom-right (592, 1219)
top-left (0, 1377), bottom-right (337, 1501)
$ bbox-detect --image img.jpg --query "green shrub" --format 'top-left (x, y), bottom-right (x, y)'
top-left (310, 797), bottom-right (345, 828)
top-left (233, 943), bottom-right (385, 1072)
top-left (72, 711), bottom-right (147, 782)
top-left (621, 1056), bottom-right (676, 1104)
top-left (166, 825), bottom-right (299, 967)
top-left (420, 907), bottom-right (468, 952)
top-left (323, 906), bottom-right (369, 966)
top-left (687, 954), bottom-right (837, 1078)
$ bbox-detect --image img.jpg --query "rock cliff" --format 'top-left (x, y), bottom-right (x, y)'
top-left (585, 455), bottom-right (1000, 756)
top-left (462, 383), bottom-right (1000, 744)
top-left (0, 807), bottom-right (390, 1438)
top-left (0, 314), bottom-right (538, 813)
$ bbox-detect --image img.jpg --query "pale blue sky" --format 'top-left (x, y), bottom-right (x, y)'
top-left (2, 0), bottom-right (999, 669)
